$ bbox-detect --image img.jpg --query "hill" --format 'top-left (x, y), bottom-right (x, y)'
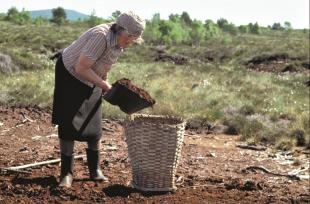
top-left (30, 9), bottom-right (89, 21)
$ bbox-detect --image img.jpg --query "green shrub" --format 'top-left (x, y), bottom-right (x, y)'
top-left (5, 7), bottom-right (31, 25)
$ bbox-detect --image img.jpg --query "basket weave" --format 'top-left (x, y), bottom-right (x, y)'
top-left (124, 114), bottom-right (186, 192)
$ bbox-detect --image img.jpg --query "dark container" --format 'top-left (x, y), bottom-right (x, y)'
top-left (103, 82), bottom-right (155, 114)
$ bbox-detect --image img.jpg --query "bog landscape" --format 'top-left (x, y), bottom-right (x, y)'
top-left (0, 8), bottom-right (309, 203)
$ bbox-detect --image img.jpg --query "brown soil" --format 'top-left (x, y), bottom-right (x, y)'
top-left (0, 106), bottom-right (309, 204)
top-left (155, 53), bottom-right (188, 65)
top-left (246, 54), bottom-right (309, 74)
top-left (114, 78), bottom-right (156, 105)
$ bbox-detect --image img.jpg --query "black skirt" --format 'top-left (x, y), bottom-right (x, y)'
top-left (52, 55), bottom-right (103, 141)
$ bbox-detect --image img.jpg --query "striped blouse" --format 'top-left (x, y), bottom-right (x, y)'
top-left (62, 23), bottom-right (123, 87)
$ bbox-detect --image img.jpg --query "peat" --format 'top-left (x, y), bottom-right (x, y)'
top-left (104, 78), bottom-right (155, 114)
top-left (114, 78), bottom-right (155, 105)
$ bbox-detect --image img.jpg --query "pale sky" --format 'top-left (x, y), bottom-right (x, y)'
top-left (0, 0), bottom-right (309, 28)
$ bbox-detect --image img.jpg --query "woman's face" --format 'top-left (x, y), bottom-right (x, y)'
top-left (117, 31), bottom-right (139, 49)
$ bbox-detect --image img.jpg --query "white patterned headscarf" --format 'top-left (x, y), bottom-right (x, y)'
top-left (116, 11), bottom-right (146, 44)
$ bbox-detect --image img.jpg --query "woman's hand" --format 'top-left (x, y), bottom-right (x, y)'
top-left (101, 80), bottom-right (112, 92)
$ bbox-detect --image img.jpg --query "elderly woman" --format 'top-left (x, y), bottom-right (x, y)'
top-left (52, 11), bottom-right (145, 187)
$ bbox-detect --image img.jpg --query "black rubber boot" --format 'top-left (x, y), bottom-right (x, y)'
top-left (86, 149), bottom-right (108, 181)
top-left (59, 154), bottom-right (73, 187)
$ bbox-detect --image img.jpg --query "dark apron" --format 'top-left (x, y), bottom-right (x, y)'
top-left (52, 55), bottom-right (103, 141)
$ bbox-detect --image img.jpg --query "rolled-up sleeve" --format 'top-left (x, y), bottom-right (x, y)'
top-left (82, 31), bottom-right (107, 62)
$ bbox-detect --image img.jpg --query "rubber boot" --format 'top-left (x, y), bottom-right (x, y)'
top-left (86, 149), bottom-right (108, 181)
top-left (59, 154), bottom-right (73, 187)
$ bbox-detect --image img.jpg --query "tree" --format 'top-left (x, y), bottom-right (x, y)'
top-left (51, 7), bottom-right (66, 25)
top-left (158, 19), bottom-right (189, 44)
top-left (180, 11), bottom-right (192, 26)
top-left (190, 20), bottom-right (206, 45)
top-left (5, 7), bottom-right (19, 21)
top-left (271, 23), bottom-right (283, 30)
top-left (18, 9), bottom-right (31, 23)
top-left (217, 18), bottom-right (237, 35)
top-left (87, 10), bottom-right (102, 27)
top-left (111, 10), bottom-right (121, 19)
top-left (33, 16), bottom-right (49, 25)
top-left (205, 19), bottom-right (220, 39)
top-left (284, 21), bottom-right (292, 30)
top-left (302, 28), bottom-right (309, 34)
top-left (223, 23), bottom-right (238, 35)
top-left (238, 25), bottom-right (249, 33)
top-left (248, 22), bottom-right (260, 34)
top-left (158, 20), bottom-right (173, 43)
top-left (152, 13), bottom-right (161, 22)
top-left (143, 13), bottom-right (162, 44)
top-left (217, 18), bottom-right (228, 29)
top-left (0, 13), bottom-right (5, 20)
top-left (5, 7), bottom-right (31, 25)
top-left (169, 14), bottom-right (180, 22)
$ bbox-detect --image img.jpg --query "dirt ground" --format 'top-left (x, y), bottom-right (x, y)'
top-left (0, 106), bottom-right (309, 204)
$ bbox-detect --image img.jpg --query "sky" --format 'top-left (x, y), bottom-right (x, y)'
top-left (0, 0), bottom-right (309, 29)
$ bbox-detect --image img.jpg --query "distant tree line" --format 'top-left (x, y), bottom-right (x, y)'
top-left (1, 7), bottom-right (307, 45)
top-left (3, 7), bottom-right (31, 25)
top-left (1, 6), bottom-right (68, 25)
top-left (142, 13), bottom-right (298, 45)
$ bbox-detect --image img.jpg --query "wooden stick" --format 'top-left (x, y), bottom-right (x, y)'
top-left (288, 165), bottom-right (310, 175)
top-left (4, 154), bottom-right (86, 171)
top-left (236, 144), bottom-right (267, 151)
top-left (183, 184), bottom-right (208, 189)
top-left (242, 166), bottom-right (301, 180)
top-left (21, 112), bottom-right (35, 123)
top-left (0, 168), bottom-right (32, 174)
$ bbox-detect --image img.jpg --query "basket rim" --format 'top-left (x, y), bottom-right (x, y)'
top-left (127, 114), bottom-right (186, 123)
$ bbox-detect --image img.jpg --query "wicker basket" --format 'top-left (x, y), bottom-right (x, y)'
top-left (124, 114), bottom-right (186, 192)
